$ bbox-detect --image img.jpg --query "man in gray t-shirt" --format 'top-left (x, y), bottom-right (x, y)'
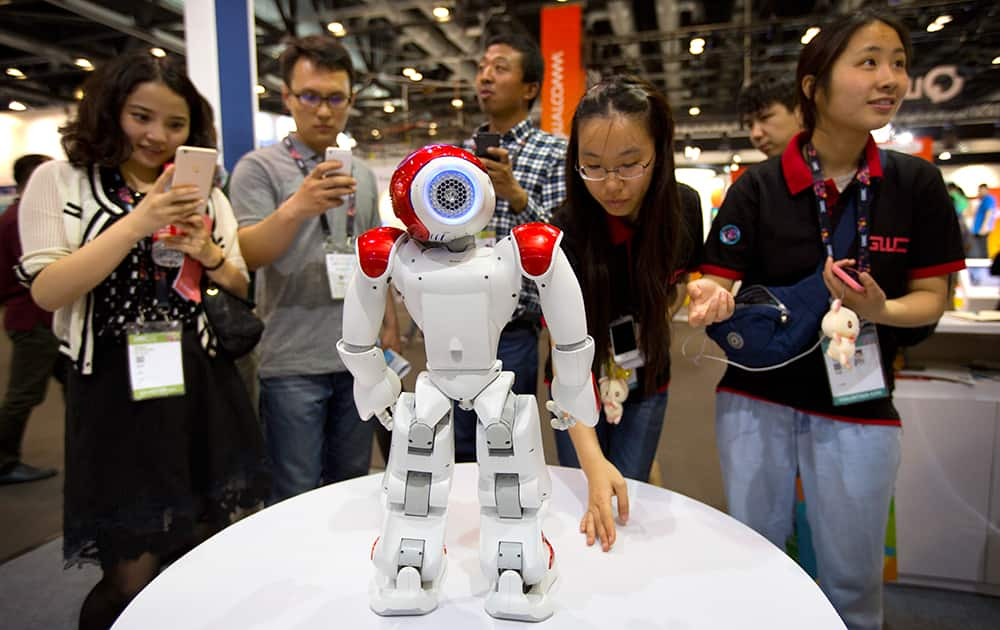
top-left (230, 35), bottom-right (398, 502)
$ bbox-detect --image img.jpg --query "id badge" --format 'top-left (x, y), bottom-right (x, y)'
top-left (126, 320), bottom-right (185, 401)
top-left (326, 252), bottom-right (357, 300)
top-left (822, 321), bottom-right (888, 406)
top-left (475, 229), bottom-right (496, 248)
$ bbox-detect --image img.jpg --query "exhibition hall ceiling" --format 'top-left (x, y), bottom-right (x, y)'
top-left (0, 0), bottom-right (997, 157)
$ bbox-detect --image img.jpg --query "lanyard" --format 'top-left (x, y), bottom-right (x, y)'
top-left (803, 142), bottom-right (873, 273)
top-left (281, 135), bottom-right (355, 241)
top-left (111, 175), bottom-right (171, 315)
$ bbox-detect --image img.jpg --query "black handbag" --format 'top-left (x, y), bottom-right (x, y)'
top-left (200, 277), bottom-right (264, 359)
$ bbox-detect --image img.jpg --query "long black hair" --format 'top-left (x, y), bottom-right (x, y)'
top-left (61, 52), bottom-right (215, 168)
top-left (797, 11), bottom-right (912, 133)
top-left (554, 75), bottom-right (683, 393)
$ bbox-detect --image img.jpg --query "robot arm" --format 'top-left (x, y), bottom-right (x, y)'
top-left (512, 223), bottom-right (598, 430)
top-left (337, 227), bottom-right (407, 427)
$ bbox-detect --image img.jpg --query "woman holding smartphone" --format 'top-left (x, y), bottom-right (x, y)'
top-left (18, 53), bottom-right (268, 629)
top-left (550, 76), bottom-right (703, 551)
top-left (689, 13), bottom-right (964, 629)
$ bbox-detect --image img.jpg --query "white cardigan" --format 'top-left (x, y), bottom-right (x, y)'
top-left (17, 160), bottom-right (248, 374)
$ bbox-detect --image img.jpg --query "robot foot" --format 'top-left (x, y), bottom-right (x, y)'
top-left (369, 557), bottom-right (447, 617)
top-left (483, 562), bottom-right (558, 622)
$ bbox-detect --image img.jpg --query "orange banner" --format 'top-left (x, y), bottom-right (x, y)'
top-left (540, 5), bottom-right (585, 138)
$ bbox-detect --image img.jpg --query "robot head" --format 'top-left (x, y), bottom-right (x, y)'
top-left (390, 144), bottom-right (496, 242)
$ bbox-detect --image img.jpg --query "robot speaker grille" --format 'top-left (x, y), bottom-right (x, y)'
top-left (428, 170), bottom-right (475, 219)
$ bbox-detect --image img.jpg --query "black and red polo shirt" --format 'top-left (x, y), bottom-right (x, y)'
top-left (702, 132), bottom-right (966, 425)
top-left (554, 183), bottom-right (704, 398)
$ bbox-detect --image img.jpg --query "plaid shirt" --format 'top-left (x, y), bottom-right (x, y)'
top-left (463, 118), bottom-right (568, 319)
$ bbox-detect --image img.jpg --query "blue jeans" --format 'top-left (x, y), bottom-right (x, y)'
top-left (260, 372), bottom-right (372, 503)
top-left (554, 389), bottom-right (668, 482)
top-left (452, 325), bottom-right (538, 463)
top-left (715, 391), bottom-right (900, 630)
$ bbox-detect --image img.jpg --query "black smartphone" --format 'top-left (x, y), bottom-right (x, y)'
top-left (474, 132), bottom-right (501, 158)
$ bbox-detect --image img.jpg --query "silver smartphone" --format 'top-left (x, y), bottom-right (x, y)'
top-left (610, 314), bottom-right (642, 367)
top-left (172, 146), bottom-right (218, 199)
top-left (325, 146), bottom-right (352, 175)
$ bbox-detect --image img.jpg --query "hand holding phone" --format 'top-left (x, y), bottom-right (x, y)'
top-left (832, 263), bottom-right (864, 292)
top-left (172, 146), bottom-right (218, 200)
top-left (325, 146), bottom-right (352, 175)
top-left (474, 132), bottom-right (501, 159)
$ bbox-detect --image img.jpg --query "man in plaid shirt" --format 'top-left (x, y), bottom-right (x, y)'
top-left (454, 31), bottom-right (568, 463)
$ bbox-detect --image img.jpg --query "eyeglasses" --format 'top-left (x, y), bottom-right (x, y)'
top-left (292, 91), bottom-right (350, 110)
top-left (576, 158), bottom-right (654, 181)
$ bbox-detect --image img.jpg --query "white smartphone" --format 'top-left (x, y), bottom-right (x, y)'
top-left (172, 146), bottom-right (218, 199)
top-left (325, 146), bottom-right (353, 175)
top-left (609, 315), bottom-right (642, 367)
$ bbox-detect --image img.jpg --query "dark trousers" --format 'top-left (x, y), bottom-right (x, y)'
top-left (452, 324), bottom-right (539, 463)
top-left (0, 323), bottom-right (60, 468)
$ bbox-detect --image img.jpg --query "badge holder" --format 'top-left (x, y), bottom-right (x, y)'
top-left (126, 319), bottom-right (185, 401)
top-left (822, 321), bottom-right (888, 406)
top-left (325, 234), bottom-right (357, 300)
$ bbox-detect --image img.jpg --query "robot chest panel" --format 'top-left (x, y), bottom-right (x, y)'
top-left (396, 246), bottom-right (520, 302)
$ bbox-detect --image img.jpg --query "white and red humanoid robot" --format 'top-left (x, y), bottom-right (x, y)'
top-left (336, 145), bottom-right (598, 621)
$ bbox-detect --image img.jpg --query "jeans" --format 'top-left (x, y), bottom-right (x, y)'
top-left (715, 391), bottom-right (900, 630)
top-left (0, 324), bottom-right (60, 468)
top-left (554, 390), bottom-right (668, 482)
top-left (259, 371), bottom-right (372, 503)
top-left (453, 325), bottom-right (538, 463)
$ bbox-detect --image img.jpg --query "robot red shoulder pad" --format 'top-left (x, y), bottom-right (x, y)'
top-left (512, 223), bottom-right (563, 277)
top-left (357, 227), bottom-right (406, 278)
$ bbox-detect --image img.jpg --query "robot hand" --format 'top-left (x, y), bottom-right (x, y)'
top-left (354, 369), bottom-right (402, 430)
top-left (545, 399), bottom-right (578, 431)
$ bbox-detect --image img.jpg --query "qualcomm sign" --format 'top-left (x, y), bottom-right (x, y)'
top-left (905, 65), bottom-right (964, 104)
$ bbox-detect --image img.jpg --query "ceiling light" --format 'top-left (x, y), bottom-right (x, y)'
top-left (801, 26), bottom-right (821, 45)
top-left (688, 106), bottom-right (701, 116)
top-left (731, 163), bottom-right (739, 171)
top-left (383, 102), bottom-right (395, 113)
top-left (934, 15), bottom-right (953, 25)
top-left (327, 22), bottom-right (346, 36)
top-left (683, 145), bottom-right (701, 160)
top-left (9, 101), bottom-right (27, 111)
top-left (432, 6), bottom-right (450, 22)
top-left (254, 84), bottom-right (266, 95)
top-left (429, 121), bottom-right (438, 130)
top-left (402, 67), bottom-right (416, 77)
top-left (732, 154), bottom-right (742, 163)
top-left (428, 128), bottom-right (438, 136)
top-left (939, 151), bottom-right (952, 160)
top-left (689, 37), bottom-right (705, 49)
top-left (371, 128), bottom-right (381, 138)
top-left (689, 45), bottom-right (704, 56)
top-left (993, 56), bottom-right (1000, 65)
top-left (451, 97), bottom-right (464, 109)
top-left (926, 22), bottom-right (944, 33)
top-left (74, 88), bottom-right (84, 100)
top-left (74, 58), bottom-right (94, 70)
top-left (150, 47), bottom-right (166, 58)
top-left (6, 68), bottom-right (25, 79)
top-left (410, 72), bottom-right (423, 82)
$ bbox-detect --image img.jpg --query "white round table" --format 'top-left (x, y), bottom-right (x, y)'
top-left (113, 464), bottom-right (844, 629)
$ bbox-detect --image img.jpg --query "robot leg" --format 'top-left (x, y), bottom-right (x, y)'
top-left (474, 379), bottom-right (556, 622)
top-left (369, 373), bottom-right (454, 615)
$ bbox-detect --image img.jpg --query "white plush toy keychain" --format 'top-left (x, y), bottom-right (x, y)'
top-left (821, 299), bottom-right (860, 369)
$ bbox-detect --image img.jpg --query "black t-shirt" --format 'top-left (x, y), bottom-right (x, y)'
top-left (702, 133), bottom-right (966, 424)
top-left (555, 182), bottom-right (704, 398)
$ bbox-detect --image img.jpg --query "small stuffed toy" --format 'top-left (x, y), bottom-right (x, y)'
top-left (598, 376), bottom-right (629, 424)
top-left (821, 299), bottom-right (860, 369)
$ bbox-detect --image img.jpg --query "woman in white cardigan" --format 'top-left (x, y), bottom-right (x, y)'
top-left (18, 52), bottom-right (268, 630)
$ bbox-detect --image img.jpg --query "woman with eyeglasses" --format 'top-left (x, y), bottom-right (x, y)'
top-left (549, 76), bottom-right (703, 551)
top-left (18, 52), bottom-right (269, 629)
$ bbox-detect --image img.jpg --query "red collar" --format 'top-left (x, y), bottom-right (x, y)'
top-left (605, 214), bottom-right (635, 245)
top-left (782, 131), bottom-right (883, 196)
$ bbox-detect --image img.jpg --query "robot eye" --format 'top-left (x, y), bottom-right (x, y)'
top-left (427, 170), bottom-right (476, 221)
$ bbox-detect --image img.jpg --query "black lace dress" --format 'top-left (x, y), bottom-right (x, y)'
top-left (62, 167), bottom-right (270, 569)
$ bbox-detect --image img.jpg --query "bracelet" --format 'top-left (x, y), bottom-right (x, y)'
top-left (203, 252), bottom-right (226, 271)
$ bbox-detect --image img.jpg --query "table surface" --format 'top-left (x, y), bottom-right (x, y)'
top-left (113, 464), bottom-right (844, 629)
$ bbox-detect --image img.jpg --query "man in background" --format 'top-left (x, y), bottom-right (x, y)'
top-left (455, 30), bottom-right (568, 463)
top-left (737, 74), bottom-right (801, 159)
top-left (0, 153), bottom-right (58, 485)
top-left (230, 36), bottom-right (398, 502)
